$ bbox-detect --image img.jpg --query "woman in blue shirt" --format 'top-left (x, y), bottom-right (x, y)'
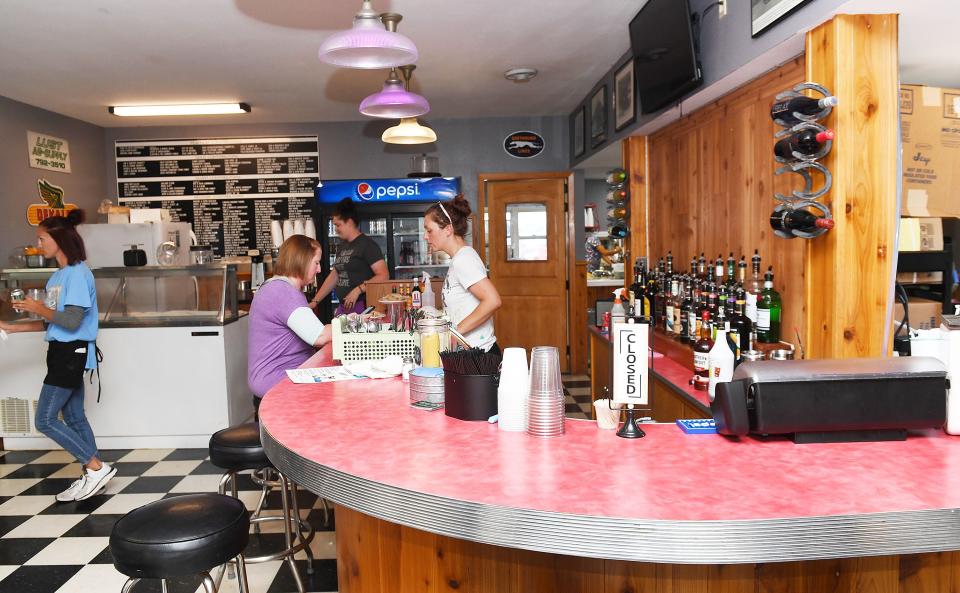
top-left (0, 210), bottom-right (115, 502)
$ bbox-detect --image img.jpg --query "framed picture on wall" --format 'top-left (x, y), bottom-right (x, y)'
top-left (614, 59), bottom-right (636, 131)
top-left (751, 0), bottom-right (813, 37)
top-left (590, 85), bottom-right (607, 147)
top-left (571, 106), bottom-right (585, 158)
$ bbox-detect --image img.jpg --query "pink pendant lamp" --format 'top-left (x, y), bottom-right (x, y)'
top-left (318, 2), bottom-right (418, 69)
top-left (359, 68), bottom-right (430, 118)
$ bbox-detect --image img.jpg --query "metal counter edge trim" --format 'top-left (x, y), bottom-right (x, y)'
top-left (261, 423), bottom-right (960, 564)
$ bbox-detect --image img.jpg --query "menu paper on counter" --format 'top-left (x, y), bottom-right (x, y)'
top-left (115, 136), bottom-right (319, 257)
top-left (611, 321), bottom-right (649, 405)
top-left (286, 366), bottom-right (367, 384)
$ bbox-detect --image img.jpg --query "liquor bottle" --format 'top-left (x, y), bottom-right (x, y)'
top-left (770, 95), bottom-right (839, 125)
top-left (664, 277), bottom-right (676, 335)
top-left (774, 129), bottom-right (834, 159)
top-left (717, 284), bottom-right (728, 323)
top-left (666, 251), bottom-right (674, 276)
top-left (725, 284), bottom-right (737, 318)
top-left (714, 295), bottom-right (728, 342)
top-left (606, 188), bottom-right (628, 204)
top-left (708, 322), bottom-right (736, 400)
top-left (608, 207), bottom-right (628, 220)
top-left (737, 255), bottom-right (747, 287)
top-left (714, 255), bottom-right (724, 285)
top-left (770, 208), bottom-right (835, 234)
top-left (411, 280), bottom-right (421, 310)
top-left (756, 267), bottom-right (782, 343)
top-left (645, 266), bottom-right (658, 326)
top-left (672, 276), bottom-right (683, 339)
top-left (725, 253), bottom-right (736, 290)
top-left (606, 168), bottom-right (627, 186)
top-left (693, 311), bottom-right (714, 390)
top-left (629, 258), bottom-right (646, 318)
top-left (609, 224), bottom-right (629, 238)
top-left (745, 249), bottom-right (762, 324)
top-left (689, 256), bottom-right (697, 279)
top-left (695, 280), bottom-right (709, 337)
top-left (681, 280), bottom-right (696, 344)
top-left (729, 290), bottom-right (753, 363)
top-left (697, 252), bottom-right (707, 280)
top-left (707, 282), bottom-right (718, 321)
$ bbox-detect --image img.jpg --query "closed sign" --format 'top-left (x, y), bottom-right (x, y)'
top-left (503, 131), bottom-right (544, 158)
top-left (612, 321), bottom-right (649, 405)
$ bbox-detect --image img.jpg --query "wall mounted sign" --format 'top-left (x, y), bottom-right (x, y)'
top-left (612, 321), bottom-right (649, 406)
top-left (115, 136), bottom-right (319, 257)
top-left (26, 179), bottom-right (78, 225)
top-left (503, 131), bottom-right (545, 158)
top-left (316, 177), bottom-right (460, 204)
top-left (27, 131), bottom-right (71, 173)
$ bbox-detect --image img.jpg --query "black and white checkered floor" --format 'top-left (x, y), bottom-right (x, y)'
top-left (0, 448), bottom-right (336, 593)
top-left (0, 377), bottom-right (590, 593)
top-left (563, 373), bottom-right (592, 419)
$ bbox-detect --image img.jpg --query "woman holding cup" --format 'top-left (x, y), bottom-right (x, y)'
top-left (0, 210), bottom-right (116, 502)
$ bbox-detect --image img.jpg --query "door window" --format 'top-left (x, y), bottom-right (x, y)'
top-left (505, 203), bottom-right (548, 261)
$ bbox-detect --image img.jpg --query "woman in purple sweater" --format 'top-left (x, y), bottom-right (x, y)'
top-left (248, 235), bottom-right (332, 413)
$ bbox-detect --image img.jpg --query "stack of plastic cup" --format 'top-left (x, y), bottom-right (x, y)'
top-left (526, 346), bottom-right (565, 437)
top-left (497, 347), bottom-right (529, 432)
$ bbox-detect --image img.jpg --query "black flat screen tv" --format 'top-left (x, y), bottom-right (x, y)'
top-left (629, 0), bottom-right (703, 115)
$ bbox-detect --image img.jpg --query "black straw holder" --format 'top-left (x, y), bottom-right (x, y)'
top-left (443, 371), bottom-right (499, 421)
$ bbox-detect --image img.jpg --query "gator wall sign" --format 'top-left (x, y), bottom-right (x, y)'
top-left (26, 179), bottom-right (78, 225)
top-left (27, 131), bottom-right (71, 173)
top-left (503, 131), bottom-right (545, 158)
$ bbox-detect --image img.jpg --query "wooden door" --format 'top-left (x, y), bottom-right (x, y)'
top-left (483, 177), bottom-right (569, 371)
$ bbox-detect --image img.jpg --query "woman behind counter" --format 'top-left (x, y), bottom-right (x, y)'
top-left (423, 195), bottom-right (502, 354)
top-left (0, 210), bottom-right (115, 502)
top-left (312, 198), bottom-right (389, 314)
top-left (248, 235), bottom-right (332, 414)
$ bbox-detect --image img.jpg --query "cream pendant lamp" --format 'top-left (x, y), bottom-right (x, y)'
top-left (383, 65), bottom-right (437, 145)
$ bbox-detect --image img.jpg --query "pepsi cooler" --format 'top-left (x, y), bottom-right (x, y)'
top-left (314, 177), bottom-right (463, 321)
top-left (711, 357), bottom-right (948, 443)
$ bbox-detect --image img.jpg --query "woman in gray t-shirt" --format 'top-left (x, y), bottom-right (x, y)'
top-left (312, 198), bottom-right (389, 314)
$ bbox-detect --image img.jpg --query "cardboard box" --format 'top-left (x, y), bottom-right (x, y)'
top-left (893, 297), bottom-right (943, 331)
top-left (900, 84), bottom-right (960, 218)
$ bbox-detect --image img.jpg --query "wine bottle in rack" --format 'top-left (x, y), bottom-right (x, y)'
top-left (770, 95), bottom-right (838, 125)
top-left (770, 208), bottom-right (835, 235)
top-left (774, 129), bottom-right (834, 159)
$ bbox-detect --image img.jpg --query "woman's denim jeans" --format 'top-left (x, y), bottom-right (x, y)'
top-left (35, 383), bottom-right (98, 464)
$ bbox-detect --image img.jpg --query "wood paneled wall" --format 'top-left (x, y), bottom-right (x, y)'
top-left (647, 57), bottom-right (807, 349)
top-left (336, 504), bottom-right (960, 593)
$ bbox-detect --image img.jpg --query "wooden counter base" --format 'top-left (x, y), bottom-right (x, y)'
top-left (335, 503), bottom-right (958, 593)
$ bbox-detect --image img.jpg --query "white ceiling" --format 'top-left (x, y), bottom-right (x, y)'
top-left (0, 1), bottom-right (955, 131)
top-left (0, 0), bottom-right (641, 128)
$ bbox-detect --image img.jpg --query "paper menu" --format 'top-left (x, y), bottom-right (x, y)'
top-left (286, 366), bottom-right (367, 384)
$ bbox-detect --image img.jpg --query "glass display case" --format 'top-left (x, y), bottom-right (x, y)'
top-left (93, 264), bottom-right (240, 326)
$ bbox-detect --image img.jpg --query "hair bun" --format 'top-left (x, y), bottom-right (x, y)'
top-left (66, 209), bottom-right (86, 226)
top-left (449, 194), bottom-right (472, 218)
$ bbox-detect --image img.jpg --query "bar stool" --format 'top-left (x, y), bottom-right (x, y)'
top-left (209, 422), bottom-right (316, 593)
top-left (109, 493), bottom-right (250, 593)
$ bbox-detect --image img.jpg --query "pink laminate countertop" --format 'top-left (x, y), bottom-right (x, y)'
top-left (259, 348), bottom-right (960, 524)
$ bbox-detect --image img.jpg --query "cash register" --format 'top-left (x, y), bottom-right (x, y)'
top-left (711, 357), bottom-right (948, 443)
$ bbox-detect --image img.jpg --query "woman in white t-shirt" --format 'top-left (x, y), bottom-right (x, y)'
top-left (423, 195), bottom-right (501, 353)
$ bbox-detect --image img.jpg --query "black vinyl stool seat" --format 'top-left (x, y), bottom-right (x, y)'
top-left (110, 494), bottom-right (250, 593)
top-left (210, 421), bottom-right (318, 593)
top-left (209, 423), bottom-right (269, 471)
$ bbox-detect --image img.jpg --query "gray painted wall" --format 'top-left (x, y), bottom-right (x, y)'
top-left (0, 95), bottom-right (106, 261)
top-left (103, 116), bottom-right (568, 214)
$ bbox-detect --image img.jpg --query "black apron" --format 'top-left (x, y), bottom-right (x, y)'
top-left (44, 340), bottom-right (89, 389)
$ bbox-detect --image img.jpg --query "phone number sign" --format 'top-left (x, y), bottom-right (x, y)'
top-left (27, 131), bottom-right (71, 173)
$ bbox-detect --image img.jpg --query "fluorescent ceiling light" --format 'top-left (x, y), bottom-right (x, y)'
top-left (109, 103), bottom-right (251, 117)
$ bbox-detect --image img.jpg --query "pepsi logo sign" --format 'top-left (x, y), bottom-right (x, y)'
top-left (356, 183), bottom-right (374, 201)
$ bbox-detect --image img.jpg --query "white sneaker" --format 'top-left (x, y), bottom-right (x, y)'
top-left (75, 463), bottom-right (117, 501)
top-left (56, 475), bottom-right (88, 503)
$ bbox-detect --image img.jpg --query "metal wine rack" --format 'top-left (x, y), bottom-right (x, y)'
top-left (771, 82), bottom-right (835, 240)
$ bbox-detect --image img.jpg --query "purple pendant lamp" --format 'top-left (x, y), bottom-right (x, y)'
top-left (358, 14), bottom-right (429, 119)
top-left (318, 2), bottom-right (418, 69)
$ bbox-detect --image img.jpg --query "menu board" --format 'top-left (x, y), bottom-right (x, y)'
top-left (115, 136), bottom-right (320, 257)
